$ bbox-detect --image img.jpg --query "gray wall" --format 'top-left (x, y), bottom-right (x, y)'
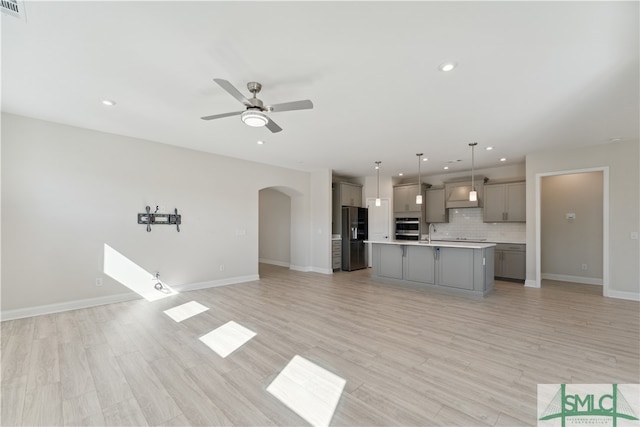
top-left (541, 172), bottom-right (603, 283)
top-left (526, 140), bottom-right (639, 299)
top-left (1, 113), bottom-right (333, 317)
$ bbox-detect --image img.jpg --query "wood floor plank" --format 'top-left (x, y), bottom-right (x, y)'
top-left (220, 366), bottom-right (309, 426)
top-left (116, 352), bottom-right (182, 425)
top-left (1, 335), bottom-right (33, 387)
top-left (61, 390), bottom-right (103, 426)
top-left (58, 339), bottom-right (96, 399)
top-left (21, 382), bottom-right (63, 426)
top-left (54, 311), bottom-right (82, 344)
top-left (33, 314), bottom-right (57, 339)
top-left (149, 357), bottom-right (234, 426)
top-left (85, 343), bottom-right (134, 409)
top-left (186, 363), bottom-right (277, 426)
top-left (1, 381), bottom-right (26, 426)
top-left (101, 397), bottom-right (149, 426)
top-left (25, 336), bottom-right (60, 393)
top-left (0, 264), bottom-right (637, 426)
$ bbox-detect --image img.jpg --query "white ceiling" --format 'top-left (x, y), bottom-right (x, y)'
top-left (2, 1), bottom-right (638, 178)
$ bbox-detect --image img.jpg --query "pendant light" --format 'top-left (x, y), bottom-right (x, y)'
top-left (469, 142), bottom-right (478, 202)
top-left (416, 153), bottom-right (423, 204)
top-left (375, 161), bottom-right (382, 207)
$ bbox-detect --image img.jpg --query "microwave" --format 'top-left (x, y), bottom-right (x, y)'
top-left (395, 217), bottom-right (420, 241)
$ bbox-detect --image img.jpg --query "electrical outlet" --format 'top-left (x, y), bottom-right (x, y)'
top-left (95, 278), bottom-right (103, 287)
top-left (219, 264), bottom-right (225, 271)
top-left (581, 264), bottom-right (588, 271)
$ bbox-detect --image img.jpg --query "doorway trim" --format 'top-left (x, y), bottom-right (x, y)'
top-left (534, 166), bottom-right (609, 296)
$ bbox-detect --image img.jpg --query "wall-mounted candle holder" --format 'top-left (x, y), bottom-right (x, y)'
top-left (138, 206), bottom-right (181, 232)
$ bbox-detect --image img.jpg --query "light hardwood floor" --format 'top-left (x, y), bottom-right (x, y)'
top-left (2, 265), bottom-right (638, 426)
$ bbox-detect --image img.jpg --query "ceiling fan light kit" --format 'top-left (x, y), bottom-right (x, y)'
top-left (201, 79), bottom-right (314, 133)
top-left (241, 110), bottom-right (268, 127)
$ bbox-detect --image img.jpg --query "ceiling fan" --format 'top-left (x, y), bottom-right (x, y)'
top-left (201, 79), bottom-right (313, 133)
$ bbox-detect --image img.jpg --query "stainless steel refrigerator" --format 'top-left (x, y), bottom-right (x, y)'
top-left (342, 206), bottom-right (368, 271)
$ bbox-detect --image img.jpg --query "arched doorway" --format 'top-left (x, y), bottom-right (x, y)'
top-left (258, 187), bottom-right (294, 268)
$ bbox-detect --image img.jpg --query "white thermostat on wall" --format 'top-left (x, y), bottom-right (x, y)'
top-left (566, 213), bottom-right (576, 220)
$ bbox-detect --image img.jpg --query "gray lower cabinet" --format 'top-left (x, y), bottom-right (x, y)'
top-left (438, 247), bottom-right (474, 290)
top-left (376, 244), bottom-right (404, 279)
top-left (372, 243), bottom-right (494, 297)
top-left (494, 243), bottom-right (525, 281)
top-left (332, 240), bottom-right (342, 270)
top-left (405, 246), bottom-right (435, 284)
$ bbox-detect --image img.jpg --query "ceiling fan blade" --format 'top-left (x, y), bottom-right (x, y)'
top-left (213, 79), bottom-right (252, 107)
top-left (267, 100), bottom-right (313, 113)
top-left (265, 118), bottom-right (283, 133)
top-left (200, 111), bottom-right (243, 120)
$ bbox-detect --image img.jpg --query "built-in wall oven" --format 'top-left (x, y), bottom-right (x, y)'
top-left (395, 217), bottom-right (420, 241)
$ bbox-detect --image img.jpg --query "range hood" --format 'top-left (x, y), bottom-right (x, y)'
top-left (445, 177), bottom-right (484, 209)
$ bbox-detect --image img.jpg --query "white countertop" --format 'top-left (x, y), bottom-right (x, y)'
top-left (366, 240), bottom-right (496, 249)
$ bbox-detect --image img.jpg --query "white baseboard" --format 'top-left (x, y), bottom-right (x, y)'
top-left (173, 274), bottom-right (260, 292)
top-left (0, 292), bottom-right (140, 321)
top-left (310, 266), bottom-right (333, 275)
top-left (259, 258), bottom-right (290, 268)
top-left (605, 289), bottom-right (640, 301)
top-left (290, 265), bottom-right (311, 272)
top-left (524, 279), bottom-right (540, 288)
top-left (1, 274), bottom-right (261, 321)
top-left (541, 273), bottom-right (603, 285)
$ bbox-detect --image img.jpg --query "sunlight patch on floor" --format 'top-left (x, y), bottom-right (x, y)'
top-left (267, 355), bottom-right (346, 427)
top-left (163, 301), bottom-right (209, 322)
top-left (198, 321), bottom-right (256, 358)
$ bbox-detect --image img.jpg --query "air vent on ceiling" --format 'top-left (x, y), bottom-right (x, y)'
top-left (1, 0), bottom-right (26, 21)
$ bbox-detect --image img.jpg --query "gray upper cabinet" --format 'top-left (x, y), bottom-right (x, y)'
top-left (483, 182), bottom-right (526, 222)
top-left (332, 182), bottom-right (363, 234)
top-left (393, 184), bottom-right (424, 213)
top-left (425, 188), bottom-right (449, 223)
top-left (338, 182), bottom-right (363, 207)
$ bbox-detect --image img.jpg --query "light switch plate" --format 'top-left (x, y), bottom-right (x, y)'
top-left (631, 232), bottom-right (639, 240)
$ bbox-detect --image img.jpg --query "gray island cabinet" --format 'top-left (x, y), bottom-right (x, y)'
top-left (370, 241), bottom-right (495, 297)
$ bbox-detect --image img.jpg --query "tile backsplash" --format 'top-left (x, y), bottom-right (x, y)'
top-left (429, 208), bottom-right (525, 243)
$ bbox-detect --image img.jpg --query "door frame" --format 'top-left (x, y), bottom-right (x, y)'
top-left (366, 197), bottom-right (391, 267)
top-left (534, 166), bottom-right (609, 295)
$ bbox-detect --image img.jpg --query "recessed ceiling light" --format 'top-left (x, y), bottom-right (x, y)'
top-left (443, 166), bottom-right (449, 170)
top-left (422, 158), bottom-right (428, 162)
top-left (101, 99), bottom-right (116, 106)
top-left (486, 146), bottom-right (494, 151)
top-left (439, 61), bottom-right (457, 72)
top-left (257, 140), bottom-right (264, 145)
top-left (500, 158), bottom-right (507, 162)
top-left (398, 173), bottom-right (403, 176)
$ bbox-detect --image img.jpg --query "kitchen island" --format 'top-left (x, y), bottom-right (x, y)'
top-left (368, 240), bottom-right (495, 297)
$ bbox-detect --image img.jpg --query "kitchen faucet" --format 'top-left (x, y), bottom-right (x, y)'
top-left (428, 223), bottom-right (436, 244)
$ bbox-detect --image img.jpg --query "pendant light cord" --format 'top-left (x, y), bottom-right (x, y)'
top-left (469, 143), bottom-right (477, 190)
top-left (375, 161), bottom-right (381, 200)
top-left (417, 153), bottom-right (423, 187)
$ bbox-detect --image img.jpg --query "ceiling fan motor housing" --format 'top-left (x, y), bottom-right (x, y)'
top-left (247, 82), bottom-right (262, 94)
